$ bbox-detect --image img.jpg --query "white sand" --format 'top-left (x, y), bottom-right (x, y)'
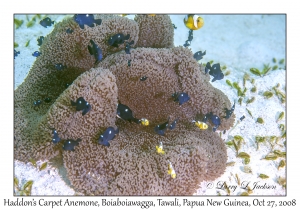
top-left (14, 14), bottom-right (286, 195)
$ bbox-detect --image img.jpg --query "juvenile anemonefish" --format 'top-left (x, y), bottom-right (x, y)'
top-left (192, 120), bottom-right (208, 130)
top-left (148, 14), bottom-right (156, 16)
top-left (156, 142), bottom-right (165, 154)
top-left (183, 14), bottom-right (204, 30)
top-left (168, 162), bottom-right (176, 179)
top-left (140, 118), bottom-right (150, 126)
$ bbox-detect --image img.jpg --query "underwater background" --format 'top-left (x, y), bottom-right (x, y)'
top-left (13, 14), bottom-right (286, 195)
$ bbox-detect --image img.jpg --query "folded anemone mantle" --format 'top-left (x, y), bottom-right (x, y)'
top-left (14, 14), bottom-right (234, 195)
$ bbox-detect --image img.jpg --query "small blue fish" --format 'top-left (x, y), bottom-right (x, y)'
top-left (65, 83), bottom-right (71, 88)
top-left (37, 36), bottom-right (44, 46)
top-left (208, 63), bottom-right (224, 82)
top-left (33, 100), bottom-right (42, 107)
top-left (98, 127), bottom-right (119, 147)
top-left (211, 113), bottom-right (221, 132)
top-left (55, 63), bottom-right (66, 70)
top-left (202, 112), bottom-right (221, 132)
top-left (128, 60), bottom-right (131, 67)
top-left (88, 40), bottom-right (103, 62)
top-left (52, 129), bottom-right (61, 144)
top-left (71, 97), bottom-right (91, 116)
top-left (125, 40), bottom-right (134, 54)
top-left (66, 28), bottom-right (73, 34)
top-left (172, 92), bottom-right (190, 105)
top-left (154, 117), bottom-right (169, 136)
top-left (39, 17), bottom-right (54, 28)
top-left (187, 29), bottom-right (193, 42)
top-left (108, 33), bottom-right (130, 48)
top-left (204, 62), bottom-right (211, 74)
top-left (172, 24), bottom-right (177, 29)
top-left (62, 138), bottom-right (82, 151)
top-left (140, 76), bottom-right (147, 81)
top-left (14, 50), bottom-right (20, 59)
top-left (193, 50), bottom-right (206, 61)
top-left (223, 102), bottom-right (235, 119)
top-left (32, 51), bottom-right (41, 57)
top-left (44, 97), bottom-right (51, 103)
top-left (202, 112), bottom-right (212, 123)
top-left (169, 118), bottom-right (179, 130)
top-left (240, 115), bottom-right (245, 121)
top-left (117, 103), bottom-right (139, 123)
top-left (223, 130), bottom-right (226, 134)
top-left (183, 40), bottom-right (191, 47)
top-left (73, 14), bottom-right (102, 29)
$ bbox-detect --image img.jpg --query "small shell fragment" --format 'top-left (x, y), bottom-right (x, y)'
top-left (234, 135), bottom-right (244, 141)
top-left (22, 180), bottom-right (34, 191)
top-left (273, 150), bottom-right (286, 158)
top-left (277, 112), bottom-right (284, 122)
top-left (226, 161), bottom-right (235, 167)
top-left (29, 158), bottom-right (37, 167)
top-left (263, 153), bottom-right (278, 160)
top-left (238, 152), bottom-right (250, 159)
top-left (225, 141), bottom-right (234, 146)
top-left (238, 97), bottom-right (243, 105)
top-left (246, 97), bottom-right (255, 105)
top-left (235, 173), bottom-right (240, 185)
top-left (243, 166), bottom-right (252, 174)
top-left (278, 160), bottom-right (286, 170)
top-left (277, 176), bottom-right (286, 187)
top-left (246, 108), bottom-right (253, 118)
top-left (243, 157), bottom-right (250, 165)
top-left (258, 174), bottom-right (269, 179)
top-left (250, 68), bottom-right (261, 77)
top-left (257, 117), bottom-right (264, 124)
top-left (226, 80), bottom-right (233, 87)
top-left (263, 91), bottom-right (273, 99)
top-left (225, 71), bottom-right (231, 76)
top-left (39, 162), bottom-right (48, 171)
top-left (14, 177), bottom-right (19, 188)
top-left (247, 186), bottom-right (253, 194)
top-left (250, 86), bottom-right (257, 93)
top-left (279, 58), bottom-right (285, 64)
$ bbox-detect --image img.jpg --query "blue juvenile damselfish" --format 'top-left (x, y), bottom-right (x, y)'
top-left (193, 50), bottom-right (206, 61)
top-left (154, 117), bottom-right (169, 136)
top-left (37, 36), bottom-right (44, 46)
top-left (73, 14), bottom-right (102, 29)
top-left (125, 40), bottom-right (134, 54)
top-left (205, 62), bottom-right (224, 82)
top-left (172, 92), bottom-right (190, 105)
top-left (71, 97), bottom-right (91, 116)
top-left (108, 33), bottom-right (130, 48)
top-left (88, 40), bottom-right (103, 62)
top-left (32, 51), bottom-right (41, 57)
top-left (39, 17), bottom-right (54, 28)
top-left (55, 63), bottom-right (66, 70)
top-left (203, 112), bottom-right (221, 132)
top-left (62, 139), bottom-right (82, 151)
top-left (52, 129), bottom-right (61, 144)
top-left (117, 103), bottom-right (139, 123)
top-left (169, 118), bottom-right (179, 130)
top-left (14, 50), bottom-right (20, 59)
top-left (98, 127), bottom-right (119, 147)
top-left (223, 102), bottom-right (235, 119)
